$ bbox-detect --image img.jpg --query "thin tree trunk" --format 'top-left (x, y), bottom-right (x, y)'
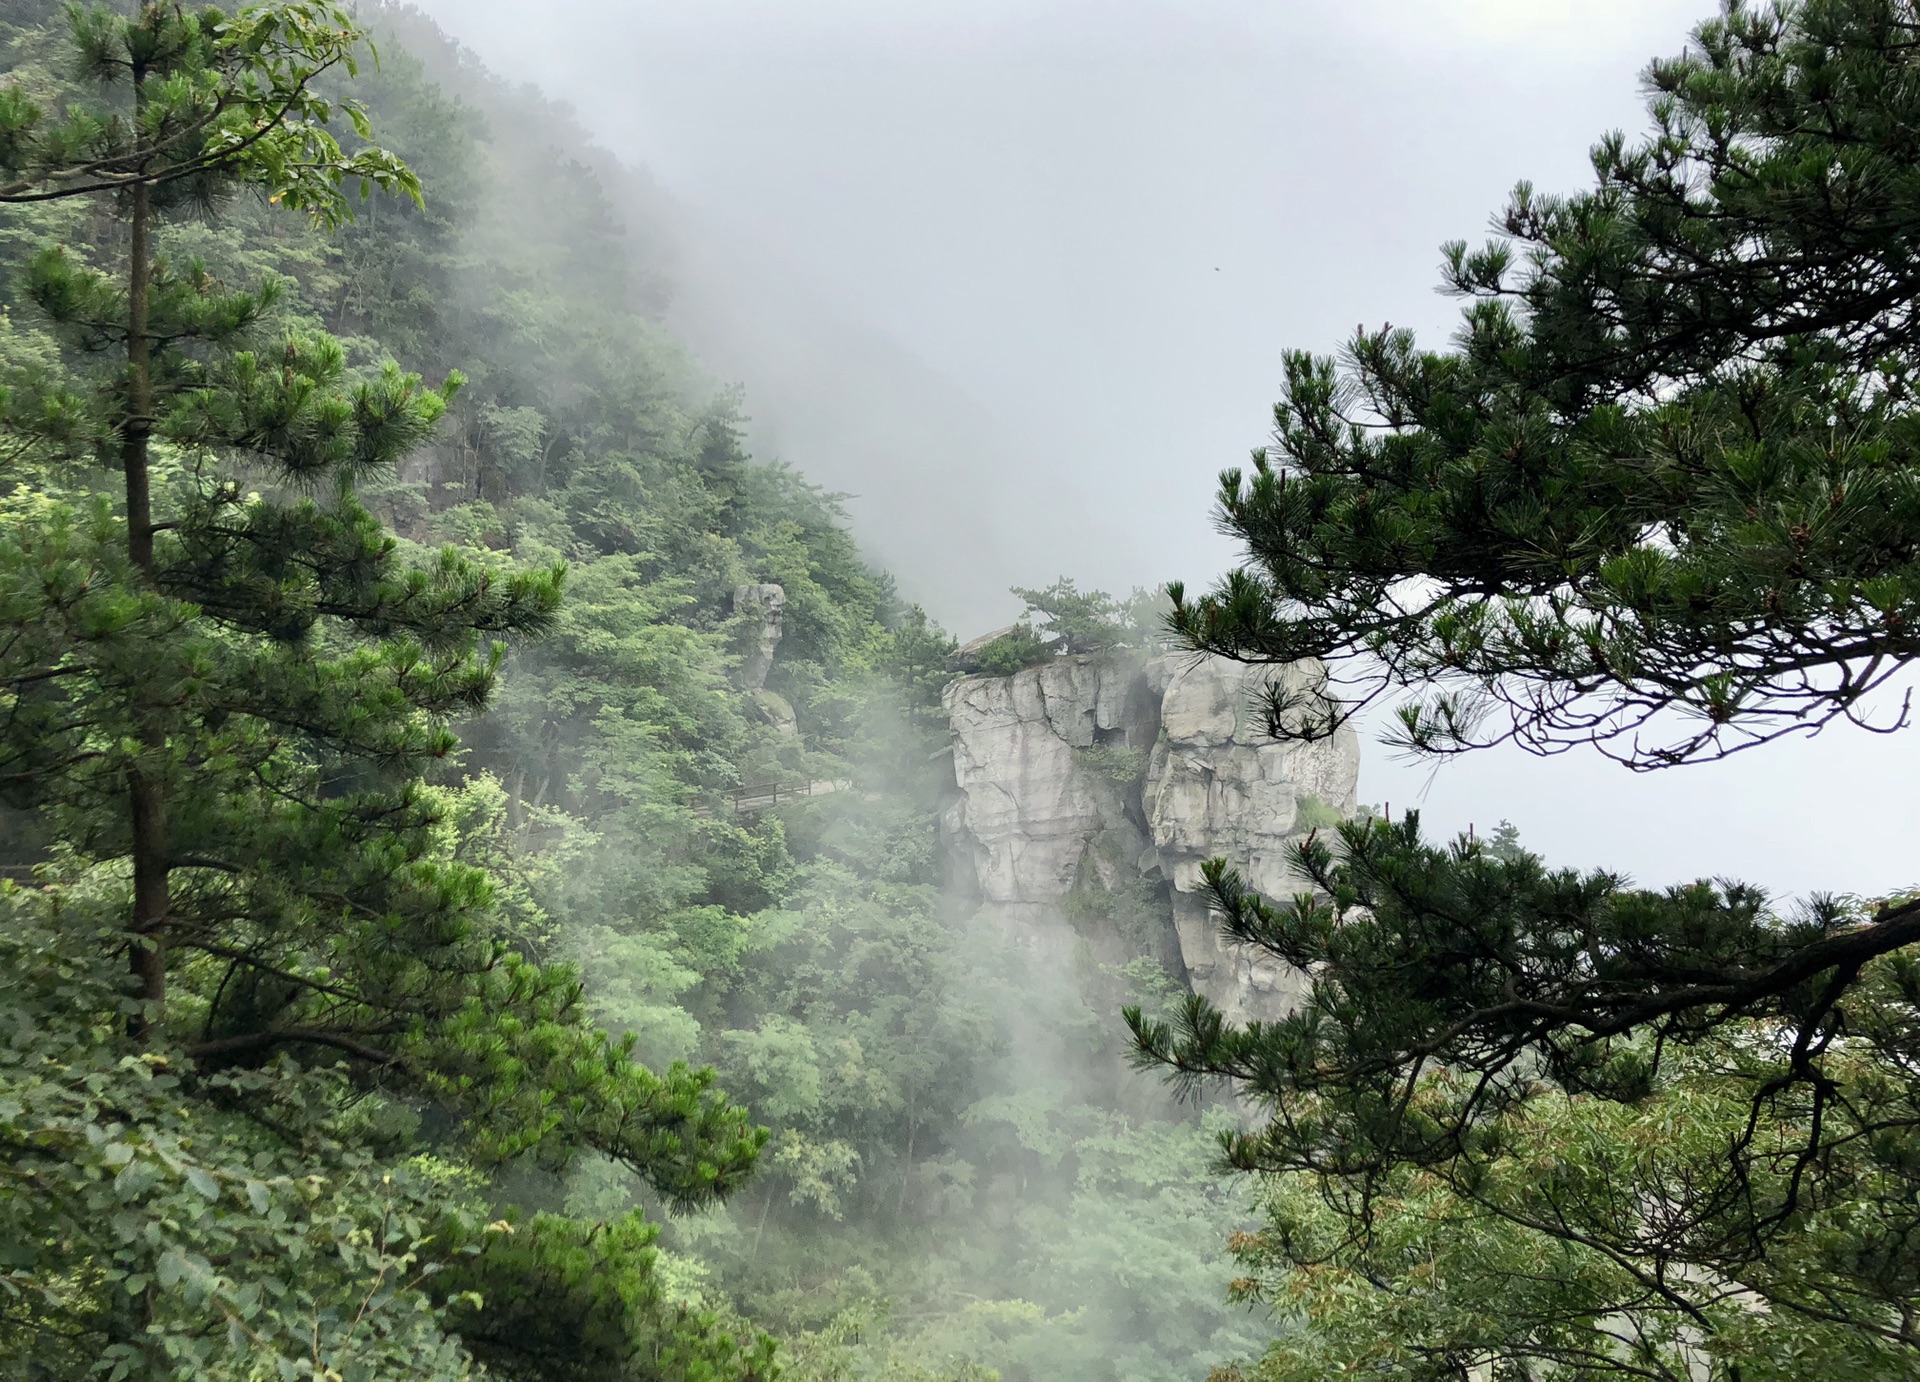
top-left (750, 1185), bottom-right (774, 1263)
top-left (896, 1109), bottom-right (917, 1218)
top-left (123, 170), bottom-right (170, 1040)
top-left (123, 175), bottom-right (154, 569)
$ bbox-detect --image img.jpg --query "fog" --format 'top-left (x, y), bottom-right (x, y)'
top-left (413, 0), bottom-right (1920, 901)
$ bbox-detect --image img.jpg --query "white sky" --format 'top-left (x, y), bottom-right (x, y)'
top-left (412, 0), bottom-right (1920, 902)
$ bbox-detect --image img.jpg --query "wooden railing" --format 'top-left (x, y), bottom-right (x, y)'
top-left (698, 778), bottom-right (853, 818)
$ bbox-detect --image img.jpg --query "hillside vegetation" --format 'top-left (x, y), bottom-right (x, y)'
top-left (0, 5), bottom-right (1251, 1379)
top-left (14, 3), bottom-right (1910, 1380)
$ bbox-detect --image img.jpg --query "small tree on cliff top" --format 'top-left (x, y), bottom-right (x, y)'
top-left (1133, 2), bottom-right (1920, 1375)
top-left (1010, 577), bottom-right (1172, 655)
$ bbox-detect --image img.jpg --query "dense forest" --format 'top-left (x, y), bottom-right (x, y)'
top-left (0, 4), bottom-right (1254, 1379)
top-left (7, 1), bottom-right (1920, 1380)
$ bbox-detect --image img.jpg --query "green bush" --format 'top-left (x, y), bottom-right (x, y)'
top-left (972, 623), bottom-right (1055, 675)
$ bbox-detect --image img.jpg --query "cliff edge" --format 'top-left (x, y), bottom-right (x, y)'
top-left (940, 651), bottom-right (1360, 1023)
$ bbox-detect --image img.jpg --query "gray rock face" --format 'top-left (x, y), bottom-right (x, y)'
top-left (942, 651), bottom-right (1359, 1022)
top-left (943, 657), bottom-right (1146, 917)
top-left (1143, 656), bottom-right (1359, 1022)
top-left (733, 583), bottom-right (788, 694)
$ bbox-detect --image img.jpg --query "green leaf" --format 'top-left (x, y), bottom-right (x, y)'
top-left (155, 1250), bottom-right (186, 1289)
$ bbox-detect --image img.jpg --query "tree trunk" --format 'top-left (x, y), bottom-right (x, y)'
top-left (896, 1109), bottom-right (917, 1218)
top-left (750, 1185), bottom-right (774, 1263)
top-left (123, 177), bottom-right (154, 570)
top-left (123, 172), bottom-right (170, 1040)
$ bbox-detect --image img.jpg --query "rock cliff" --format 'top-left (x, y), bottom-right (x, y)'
top-left (941, 651), bottom-right (1359, 1022)
top-left (734, 583), bottom-right (798, 734)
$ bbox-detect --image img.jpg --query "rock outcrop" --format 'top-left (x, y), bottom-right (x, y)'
top-left (942, 655), bottom-right (1148, 921)
top-left (941, 651), bottom-right (1359, 1022)
top-left (734, 584), bottom-right (797, 734)
top-left (733, 583), bottom-right (787, 691)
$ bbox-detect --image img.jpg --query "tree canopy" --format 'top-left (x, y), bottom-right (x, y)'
top-left (0, 6), bottom-right (768, 1377)
top-left (0, 5), bottom-right (1261, 1380)
top-left (1136, 2), bottom-right (1920, 1376)
top-left (1171, 0), bottom-right (1920, 771)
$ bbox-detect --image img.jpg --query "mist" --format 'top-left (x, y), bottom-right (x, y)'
top-left (410, 3), bottom-right (1920, 912)
top-left (6, 2), bottom-right (1915, 1377)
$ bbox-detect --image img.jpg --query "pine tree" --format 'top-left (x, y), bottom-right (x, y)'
top-left (1135, 1), bottom-right (1920, 1374)
top-left (0, 6), bottom-right (767, 1376)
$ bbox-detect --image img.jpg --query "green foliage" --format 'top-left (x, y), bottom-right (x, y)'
top-left (1219, 1033), bottom-right (1920, 1379)
top-left (0, 886), bottom-right (474, 1381)
top-left (1140, 3), bottom-right (1920, 1376)
top-left (1073, 742), bottom-right (1145, 786)
top-left (1172, 0), bottom-right (1920, 770)
top-left (964, 580), bottom-right (1168, 676)
top-left (0, 5), bottom-right (1280, 1380)
top-left (0, 6), bottom-right (772, 1378)
top-left (1290, 794), bottom-right (1344, 834)
top-left (1010, 577), bottom-right (1126, 654)
top-left (1134, 816), bottom-right (1920, 1376)
top-left (970, 622), bottom-right (1053, 675)
top-left (0, 876), bottom-right (776, 1381)
top-left (0, 0), bottom-right (420, 222)
top-left (1012, 577), bottom-right (1170, 657)
top-left (1483, 816), bottom-right (1524, 863)
top-left (437, 1208), bottom-right (777, 1382)
top-left (666, 754), bottom-right (1260, 1379)
top-left (582, 616), bottom-right (1264, 1381)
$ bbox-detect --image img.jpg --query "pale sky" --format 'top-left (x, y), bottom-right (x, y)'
top-left (411, 0), bottom-right (1920, 902)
